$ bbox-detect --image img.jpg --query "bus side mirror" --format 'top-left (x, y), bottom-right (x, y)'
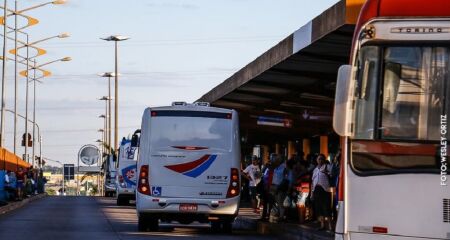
top-left (131, 134), bottom-right (140, 147)
top-left (333, 65), bottom-right (354, 137)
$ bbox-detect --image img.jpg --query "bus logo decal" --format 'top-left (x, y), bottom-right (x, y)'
top-left (164, 154), bottom-right (217, 178)
top-left (121, 165), bottom-right (137, 186)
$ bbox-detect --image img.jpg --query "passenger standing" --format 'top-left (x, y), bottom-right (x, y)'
top-left (271, 155), bottom-right (288, 222)
top-left (5, 171), bottom-right (17, 200)
top-left (25, 167), bottom-right (34, 196)
top-left (243, 156), bottom-right (262, 213)
top-left (260, 154), bottom-right (275, 221)
top-left (330, 150), bottom-right (341, 219)
top-left (311, 154), bottom-right (333, 230)
top-left (16, 167), bottom-right (26, 200)
top-left (240, 157), bottom-right (250, 202)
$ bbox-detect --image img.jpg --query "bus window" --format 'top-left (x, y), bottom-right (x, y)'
top-left (380, 47), bottom-right (448, 140)
top-left (354, 46), bottom-right (380, 139)
top-left (351, 141), bottom-right (442, 174)
top-left (150, 111), bottom-right (232, 152)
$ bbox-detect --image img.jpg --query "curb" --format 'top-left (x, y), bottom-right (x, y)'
top-left (0, 193), bottom-right (47, 216)
top-left (257, 221), bottom-right (334, 240)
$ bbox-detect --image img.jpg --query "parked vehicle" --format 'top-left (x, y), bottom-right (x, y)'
top-left (136, 102), bottom-right (241, 232)
top-left (104, 154), bottom-right (117, 197)
top-left (116, 131), bottom-right (139, 205)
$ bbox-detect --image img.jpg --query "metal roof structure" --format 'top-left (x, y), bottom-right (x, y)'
top-left (198, 0), bottom-right (365, 144)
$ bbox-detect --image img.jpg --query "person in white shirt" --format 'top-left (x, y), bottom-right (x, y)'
top-left (243, 156), bottom-right (262, 213)
top-left (311, 154), bottom-right (333, 231)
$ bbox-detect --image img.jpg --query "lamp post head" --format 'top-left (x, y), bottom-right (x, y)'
top-left (58, 33), bottom-right (70, 38)
top-left (96, 139), bottom-right (102, 143)
top-left (98, 129), bottom-right (104, 132)
top-left (61, 57), bottom-right (72, 62)
top-left (99, 96), bottom-right (109, 101)
top-left (98, 72), bottom-right (119, 78)
top-left (98, 114), bottom-right (106, 118)
top-left (52, 0), bottom-right (67, 4)
top-left (101, 35), bottom-right (130, 42)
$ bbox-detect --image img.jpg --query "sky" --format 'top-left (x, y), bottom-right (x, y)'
top-left (0, 0), bottom-right (340, 166)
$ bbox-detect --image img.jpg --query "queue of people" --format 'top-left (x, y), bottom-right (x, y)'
top-left (3, 166), bottom-right (46, 202)
top-left (241, 150), bottom-right (341, 232)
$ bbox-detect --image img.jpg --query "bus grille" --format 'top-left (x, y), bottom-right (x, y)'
top-left (444, 199), bottom-right (450, 223)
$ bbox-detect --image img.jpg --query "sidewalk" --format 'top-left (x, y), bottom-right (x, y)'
top-left (0, 193), bottom-right (47, 216)
top-left (257, 221), bottom-right (334, 240)
top-left (235, 206), bottom-right (334, 240)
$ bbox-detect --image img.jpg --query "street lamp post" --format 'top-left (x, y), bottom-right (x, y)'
top-left (99, 72), bottom-right (117, 155)
top-left (98, 95), bottom-right (110, 153)
top-left (98, 129), bottom-right (105, 154)
top-left (0, 0), bottom-right (68, 150)
top-left (4, 108), bottom-right (41, 170)
top-left (13, 0), bottom-right (17, 154)
top-left (0, 0), bottom-right (8, 148)
top-left (98, 114), bottom-right (106, 143)
top-left (101, 35), bottom-right (129, 158)
top-left (32, 60), bottom-right (37, 166)
top-left (19, 56), bottom-right (71, 165)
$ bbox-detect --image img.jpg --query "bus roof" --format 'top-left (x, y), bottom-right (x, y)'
top-left (356, 0), bottom-right (450, 36)
top-left (146, 105), bottom-right (234, 114)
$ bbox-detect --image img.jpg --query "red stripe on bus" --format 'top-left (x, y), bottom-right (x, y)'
top-left (164, 155), bottom-right (211, 173)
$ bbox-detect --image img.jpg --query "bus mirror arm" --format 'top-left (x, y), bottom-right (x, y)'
top-left (131, 131), bottom-right (140, 148)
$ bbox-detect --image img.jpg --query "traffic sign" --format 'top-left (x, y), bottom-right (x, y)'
top-left (63, 164), bottom-right (75, 180)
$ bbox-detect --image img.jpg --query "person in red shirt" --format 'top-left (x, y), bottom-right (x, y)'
top-left (16, 167), bottom-right (27, 200)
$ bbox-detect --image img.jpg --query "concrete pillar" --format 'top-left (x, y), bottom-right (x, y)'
top-left (287, 141), bottom-right (295, 159)
top-left (320, 135), bottom-right (328, 157)
top-left (275, 143), bottom-right (280, 154)
top-left (303, 139), bottom-right (310, 156)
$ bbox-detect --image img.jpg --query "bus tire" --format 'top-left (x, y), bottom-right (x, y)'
top-left (138, 214), bottom-right (158, 231)
top-left (222, 220), bottom-right (233, 234)
top-left (117, 196), bottom-right (125, 206)
top-left (211, 221), bottom-right (221, 233)
top-left (148, 216), bottom-right (159, 231)
top-left (138, 214), bottom-right (148, 232)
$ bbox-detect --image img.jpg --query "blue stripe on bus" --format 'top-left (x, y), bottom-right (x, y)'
top-left (183, 155), bottom-right (217, 178)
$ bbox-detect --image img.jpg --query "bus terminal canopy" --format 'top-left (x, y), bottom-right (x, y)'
top-left (0, 147), bottom-right (31, 171)
top-left (198, 0), bottom-right (365, 143)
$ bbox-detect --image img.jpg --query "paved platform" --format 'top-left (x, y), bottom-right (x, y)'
top-left (236, 206), bottom-right (334, 240)
top-left (0, 193), bottom-right (47, 215)
top-left (1, 195), bottom-right (334, 239)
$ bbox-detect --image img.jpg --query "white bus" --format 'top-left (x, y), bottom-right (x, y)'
top-left (116, 133), bottom-right (139, 206)
top-left (136, 102), bottom-right (241, 233)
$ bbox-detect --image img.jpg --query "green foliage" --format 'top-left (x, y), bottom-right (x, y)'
top-left (46, 188), bottom-right (56, 196)
top-left (90, 184), bottom-right (99, 196)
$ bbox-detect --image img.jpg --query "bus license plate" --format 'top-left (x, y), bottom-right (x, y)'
top-left (179, 204), bottom-right (198, 212)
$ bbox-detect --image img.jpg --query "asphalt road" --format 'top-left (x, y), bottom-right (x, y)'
top-left (0, 196), bottom-right (275, 240)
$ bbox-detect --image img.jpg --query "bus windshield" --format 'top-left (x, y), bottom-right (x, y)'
top-left (352, 45), bottom-right (449, 174)
top-left (354, 45), bottom-right (450, 140)
top-left (150, 111), bottom-right (232, 151)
